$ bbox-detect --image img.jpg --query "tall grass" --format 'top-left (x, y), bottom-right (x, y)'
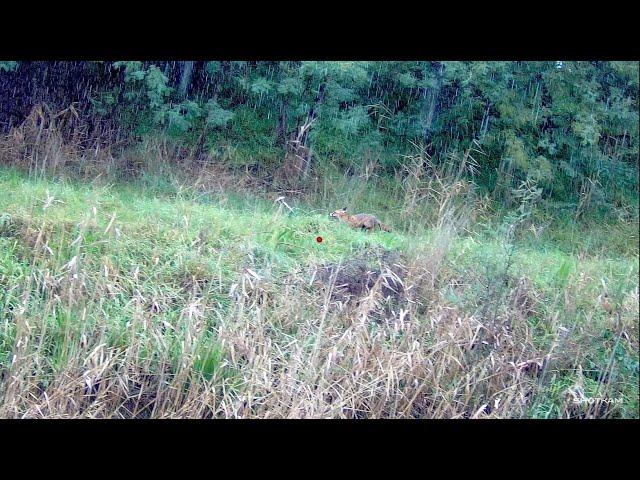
top-left (0, 161), bottom-right (637, 418)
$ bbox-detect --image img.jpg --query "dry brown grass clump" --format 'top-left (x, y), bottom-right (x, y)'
top-left (0, 105), bottom-right (268, 195)
top-left (0, 103), bottom-right (121, 178)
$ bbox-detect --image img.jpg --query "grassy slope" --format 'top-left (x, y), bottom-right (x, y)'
top-left (0, 167), bottom-right (638, 418)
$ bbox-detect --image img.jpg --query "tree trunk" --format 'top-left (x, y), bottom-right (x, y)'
top-left (284, 79), bottom-right (327, 183)
top-left (300, 81), bottom-right (326, 147)
top-left (276, 98), bottom-right (289, 146)
top-left (178, 61), bottom-right (195, 98)
top-left (299, 81), bottom-right (326, 178)
top-left (422, 62), bottom-right (445, 147)
top-left (480, 103), bottom-right (492, 140)
top-left (194, 65), bottom-right (225, 161)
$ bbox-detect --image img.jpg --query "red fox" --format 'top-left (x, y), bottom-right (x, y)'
top-left (329, 207), bottom-right (391, 232)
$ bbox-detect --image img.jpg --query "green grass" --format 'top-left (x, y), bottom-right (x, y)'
top-left (0, 166), bottom-right (637, 418)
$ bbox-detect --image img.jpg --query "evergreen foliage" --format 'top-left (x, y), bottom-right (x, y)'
top-left (0, 61), bottom-right (637, 214)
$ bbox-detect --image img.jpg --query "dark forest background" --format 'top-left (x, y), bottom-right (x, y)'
top-left (0, 61), bottom-right (637, 218)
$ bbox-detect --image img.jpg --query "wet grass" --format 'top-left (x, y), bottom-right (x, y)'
top-left (0, 166), bottom-right (637, 418)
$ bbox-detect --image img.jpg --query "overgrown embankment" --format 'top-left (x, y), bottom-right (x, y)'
top-left (0, 168), bottom-right (637, 418)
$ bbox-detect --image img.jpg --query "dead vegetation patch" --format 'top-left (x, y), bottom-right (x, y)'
top-left (0, 103), bottom-right (121, 178)
top-left (309, 248), bottom-right (406, 309)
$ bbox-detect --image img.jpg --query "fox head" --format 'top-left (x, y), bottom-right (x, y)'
top-left (330, 207), bottom-right (348, 219)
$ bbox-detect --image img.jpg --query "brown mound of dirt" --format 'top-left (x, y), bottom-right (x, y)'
top-left (311, 248), bottom-right (406, 305)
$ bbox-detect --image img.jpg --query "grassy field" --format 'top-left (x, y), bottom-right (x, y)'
top-left (0, 166), bottom-right (637, 418)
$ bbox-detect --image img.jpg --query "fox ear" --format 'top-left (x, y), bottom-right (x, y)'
top-left (342, 207), bottom-right (347, 211)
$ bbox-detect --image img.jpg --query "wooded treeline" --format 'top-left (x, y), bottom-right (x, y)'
top-left (0, 61), bottom-right (637, 213)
